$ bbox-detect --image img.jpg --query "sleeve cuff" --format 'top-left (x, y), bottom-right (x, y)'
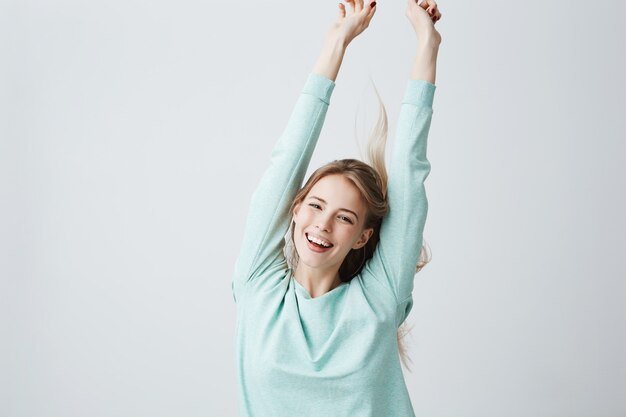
top-left (402, 79), bottom-right (436, 108)
top-left (302, 73), bottom-right (336, 105)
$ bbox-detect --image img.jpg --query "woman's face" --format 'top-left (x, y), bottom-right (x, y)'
top-left (292, 174), bottom-right (373, 272)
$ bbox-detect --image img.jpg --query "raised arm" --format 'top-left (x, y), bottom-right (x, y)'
top-left (232, 2), bottom-right (378, 302)
top-left (362, 0), bottom-right (442, 314)
top-left (231, 72), bottom-right (335, 302)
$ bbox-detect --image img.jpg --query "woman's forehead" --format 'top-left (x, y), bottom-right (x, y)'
top-left (307, 175), bottom-right (364, 208)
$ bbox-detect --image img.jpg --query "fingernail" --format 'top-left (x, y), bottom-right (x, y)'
top-left (370, 2), bottom-right (376, 7)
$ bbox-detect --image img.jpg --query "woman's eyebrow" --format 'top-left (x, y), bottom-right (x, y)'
top-left (308, 196), bottom-right (359, 220)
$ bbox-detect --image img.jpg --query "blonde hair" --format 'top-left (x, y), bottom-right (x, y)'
top-left (284, 80), bottom-right (432, 372)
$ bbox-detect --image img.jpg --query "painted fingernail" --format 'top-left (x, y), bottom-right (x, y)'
top-left (371, 2), bottom-right (376, 7)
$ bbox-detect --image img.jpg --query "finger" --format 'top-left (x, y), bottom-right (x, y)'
top-left (431, 10), bottom-right (441, 23)
top-left (418, 1), bottom-right (434, 16)
top-left (412, 0), bottom-right (429, 14)
top-left (423, 0), bottom-right (437, 12)
top-left (338, 3), bottom-right (346, 19)
top-left (367, 1), bottom-right (377, 17)
top-left (345, 0), bottom-right (356, 14)
top-left (355, 0), bottom-right (364, 12)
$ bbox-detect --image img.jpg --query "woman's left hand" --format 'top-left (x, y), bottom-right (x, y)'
top-left (406, 0), bottom-right (442, 46)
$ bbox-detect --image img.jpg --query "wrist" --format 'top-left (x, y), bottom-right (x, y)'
top-left (312, 37), bottom-right (347, 82)
top-left (416, 40), bottom-right (440, 60)
top-left (417, 33), bottom-right (442, 49)
top-left (323, 33), bottom-right (349, 54)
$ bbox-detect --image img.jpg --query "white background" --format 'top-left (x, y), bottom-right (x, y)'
top-left (2, 1), bottom-right (625, 416)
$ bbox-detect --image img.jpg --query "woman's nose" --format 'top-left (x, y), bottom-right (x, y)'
top-left (316, 214), bottom-right (332, 232)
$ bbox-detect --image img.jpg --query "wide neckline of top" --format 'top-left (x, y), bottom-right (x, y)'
top-left (290, 271), bottom-right (348, 301)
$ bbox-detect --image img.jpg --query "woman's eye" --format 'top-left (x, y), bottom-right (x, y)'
top-left (340, 216), bottom-right (354, 224)
top-left (309, 203), bottom-right (321, 209)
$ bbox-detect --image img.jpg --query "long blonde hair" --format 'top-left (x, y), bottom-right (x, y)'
top-left (284, 79), bottom-right (432, 372)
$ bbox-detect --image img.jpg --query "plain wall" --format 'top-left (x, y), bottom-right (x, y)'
top-left (2, 1), bottom-right (625, 416)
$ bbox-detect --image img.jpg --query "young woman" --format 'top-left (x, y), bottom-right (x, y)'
top-left (231, 1), bottom-right (442, 415)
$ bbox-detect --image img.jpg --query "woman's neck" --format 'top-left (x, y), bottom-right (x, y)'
top-left (293, 264), bottom-right (342, 298)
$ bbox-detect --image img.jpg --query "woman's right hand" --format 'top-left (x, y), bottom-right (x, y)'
top-left (406, 0), bottom-right (442, 46)
top-left (326, 0), bottom-right (378, 48)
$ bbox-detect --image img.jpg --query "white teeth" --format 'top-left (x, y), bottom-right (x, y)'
top-left (307, 234), bottom-right (331, 248)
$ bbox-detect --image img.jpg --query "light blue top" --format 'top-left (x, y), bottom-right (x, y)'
top-left (232, 72), bottom-right (435, 417)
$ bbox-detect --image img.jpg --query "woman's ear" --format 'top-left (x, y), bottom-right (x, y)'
top-left (354, 227), bottom-right (374, 249)
top-left (292, 202), bottom-right (301, 222)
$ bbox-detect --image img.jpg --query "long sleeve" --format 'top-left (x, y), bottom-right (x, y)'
top-left (232, 73), bottom-right (336, 303)
top-left (361, 79), bottom-right (435, 321)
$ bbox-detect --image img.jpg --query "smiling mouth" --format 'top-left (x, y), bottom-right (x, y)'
top-left (305, 233), bottom-right (334, 249)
